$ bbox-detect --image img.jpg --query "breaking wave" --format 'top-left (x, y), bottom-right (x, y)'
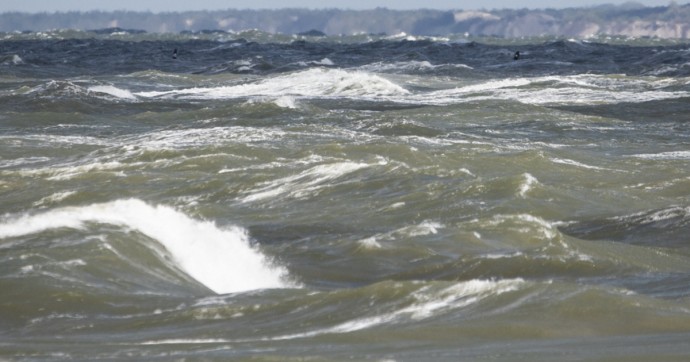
top-left (0, 199), bottom-right (292, 294)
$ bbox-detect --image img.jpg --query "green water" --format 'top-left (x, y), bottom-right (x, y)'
top-left (1, 34), bottom-right (690, 360)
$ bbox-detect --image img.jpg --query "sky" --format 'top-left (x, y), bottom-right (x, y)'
top-left (0, 0), bottom-right (686, 13)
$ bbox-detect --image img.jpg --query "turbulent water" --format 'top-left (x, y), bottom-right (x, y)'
top-left (1, 29), bottom-right (690, 360)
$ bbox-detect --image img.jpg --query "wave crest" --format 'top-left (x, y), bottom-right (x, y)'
top-left (0, 199), bottom-right (292, 294)
top-left (136, 68), bottom-right (409, 100)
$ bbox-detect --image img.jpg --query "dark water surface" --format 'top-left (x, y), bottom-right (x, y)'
top-left (1, 30), bottom-right (690, 360)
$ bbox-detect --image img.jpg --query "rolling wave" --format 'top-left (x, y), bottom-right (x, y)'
top-left (0, 199), bottom-right (293, 294)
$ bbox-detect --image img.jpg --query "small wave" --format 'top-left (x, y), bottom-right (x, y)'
top-left (359, 60), bottom-right (473, 73)
top-left (481, 251), bottom-right (525, 259)
top-left (88, 85), bottom-right (137, 100)
top-left (421, 75), bottom-right (690, 106)
top-left (268, 279), bottom-right (524, 340)
top-left (24, 160), bottom-right (126, 181)
top-left (629, 207), bottom-right (690, 225)
top-left (33, 191), bottom-right (77, 207)
top-left (550, 157), bottom-right (610, 171)
top-left (356, 220), bottom-right (444, 249)
top-left (240, 161), bottom-right (370, 203)
top-left (448, 78), bottom-right (534, 95)
top-left (518, 173), bottom-right (539, 198)
top-left (0, 54), bottom-right (23, 65)
top-left (244, 95), bottom-right (299, 109)
top-left (0, 156), bottom-right (51, 169)
top-left (140, 338), bottom-right (231, 345)
top-left (297, 58), bottom-right (335, 67)
top-left (0, 199), bottom-right (292, 294)
top-left (25, 80), bottom-right (89, 98)
top-left (24, 80), bottom-right (137, 101)
top-left (631, 151), bottom-right (690, 160)
top-left (483, 213), bottom-right (560, 241)
top-left (559, 206), bottom-right (690, 248)
top-left (387, 220), bottom-right (444, 239)
top-left (357, 237), bottom-right (383, 250)
top-left (124, 126), bottom-right (289, 152)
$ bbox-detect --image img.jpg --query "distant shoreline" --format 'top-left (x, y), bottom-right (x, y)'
top-left (1, 5), bottom-right (690, 39)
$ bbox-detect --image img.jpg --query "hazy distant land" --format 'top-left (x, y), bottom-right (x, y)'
top-left (1, 2), bottom-right (690, 38)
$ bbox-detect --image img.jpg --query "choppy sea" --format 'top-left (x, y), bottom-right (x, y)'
top-left (1, 29), bottom-right (690, 360)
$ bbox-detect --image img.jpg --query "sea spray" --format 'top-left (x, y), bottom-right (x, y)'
top-left (0, 199), bottom-right (292, 294)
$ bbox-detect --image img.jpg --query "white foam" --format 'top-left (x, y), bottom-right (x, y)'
top-left (359, 61), bottom-right (473, 73)
top-left (0, 156), bottom-right (51, 169)
top-left (108, 72), bottom-right (690, 107)
top-left (505, 87), bottom-right (688, 105)
top-left (482, 251), bottom-right (525, 259)
top-left (295, 58), bottom-right (334, 67)
top-left (2, 54), bottom-right (24, 65)
top-left (273, 96), bottom-right (298, 108)
top-left (142, 126), bottom-right (289, 150)
top-left (631, 151), bottom-right (690, 160)
top-left (33, 191), bottom-right (77, 207)
top-left (615, 206), bottom-right (690, 225)
top-left (357, 221), bottom-right (445, 248)
top-left (0, 199), bottom-right (291, 294)
top-left (44, 161), bottom-right (125, 181)
top-left (140, 339), bottom-right (230, 345)
top-left (245, 95), bottom-right (299, 109)
top-left (388, 202), bottom-right (406, 210)
top-left (454, 78), bottom-right (534, 94)
top-left (136, 68), bottom-right (409, 100)
top-left (487, 214), bottom-right (558, 240)
top-left (268, 279), bottom-right (524, 340)
top-left (0, 134), bottom-right (109, 147)
top-left (420, 75), bottom-right (690, 106)
top-left (26, 80), bottom-right (87, 97)
top-left (361, 60), bottom-right (432, 72)
top-left (22, 81), bottom-right (137, 101)
top-left (397, 221), bottom-right (444, 237)
top-left (385, 32), bottom-right (449, 42)
top-left (88, 85), bottom-right (137, 100)
top-left (518, 173), bottom-right (539, 198)
top-left (550, 157), bottom-right (608, 170)
top-left (357, 237), bottom-right (382, 249)
top-left (240, 161), bottom-right (369, 203)
top-left (408, 279), bottom-right (520, 319)
top-left (315, 57), bottom-right (334, 66)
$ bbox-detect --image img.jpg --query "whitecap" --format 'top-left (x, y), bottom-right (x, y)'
top-left (419, 75), bottom-right (690, 106)
top-left (135, 68), bottom-right (409, 100)
top-left (88, 85), bottom-right (137, 100)
top-left (486, 214), bottom-right (558, 240)
top-left (140, 339), bottom-right (230, 345)
top-left (267, 279), bottom-right (524, 340)
top-left (0, 199), bottom-right (293, 294)
top-left (398, 221), bottom-right (444, 237)
top-left (356, 220), bottom-right (445, 248)
top-left (357, 237), bottom-right (382, 249)
top-left (315, 58), bottom-right (334, 66)
top-left (0, 54), bottom-right (24, 65)
top-left (631, 151), bottom-right (690, 160)
top-left (550, 157), bottom-right (611, 171)
top-left (33, 191), bottom-right (77, 207)
top-left (518, 173), bottom-right (539, 198)
top-left (240, 161), bottom-right (369, 203)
